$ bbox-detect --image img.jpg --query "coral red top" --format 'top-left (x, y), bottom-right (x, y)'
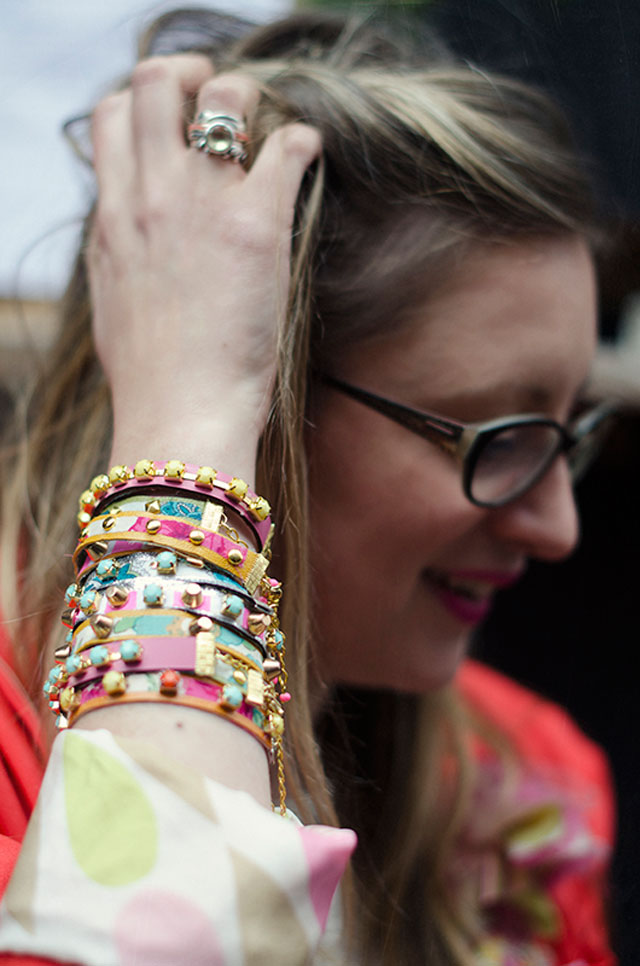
top-left (0, 634), bottom-right (615, 965)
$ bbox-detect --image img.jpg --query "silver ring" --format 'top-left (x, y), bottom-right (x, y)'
top-left (187, 111), bottom-right (248, 163)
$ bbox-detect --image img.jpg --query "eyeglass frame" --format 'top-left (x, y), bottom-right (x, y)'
top-left (317, 372), bottom-right (615, 509)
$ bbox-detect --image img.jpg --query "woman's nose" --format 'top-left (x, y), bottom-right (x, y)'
top-left (489, 457), bottom-right (580, 562)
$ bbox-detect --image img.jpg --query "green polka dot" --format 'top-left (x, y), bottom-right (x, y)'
top-left (63, 732), bottom-right (158, 886)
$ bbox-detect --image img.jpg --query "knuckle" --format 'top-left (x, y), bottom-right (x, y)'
top-left (223, 207), bottom-right (272, 253)
top-left (132, 190), bottom-right (169, 234)
top-left (92, 92), bottom-right (126, 125)
top-left (280, 123), bottom-right (321, 159)
top-left (131, 57), bottom-right (172, 88)
top-left (198, 74), bottom-right (253, 109)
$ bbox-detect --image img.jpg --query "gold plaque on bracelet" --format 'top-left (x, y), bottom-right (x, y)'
top-left (245, 554), bottom-right (269, 596)
top-left (195, 632), bottom-right (216, 677)
top-left (200, 501), bottom-right (223, 532)
top-left (246, 670), bottom-right (264, 707)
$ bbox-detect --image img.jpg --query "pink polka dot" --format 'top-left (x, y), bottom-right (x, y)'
top-left (115, 890), bottom-right (226, 965)
top-left (298, 826), bottom-right (357, 930)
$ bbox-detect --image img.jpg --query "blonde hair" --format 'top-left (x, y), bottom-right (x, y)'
top-left (0, 10), bottom-right (597, 964)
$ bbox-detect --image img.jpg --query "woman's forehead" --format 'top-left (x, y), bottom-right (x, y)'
top-left (341, 236), bottom-right (597, 413)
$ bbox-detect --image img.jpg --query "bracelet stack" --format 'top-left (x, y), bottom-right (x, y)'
top-left (44, 461), bottom-right (290, 813)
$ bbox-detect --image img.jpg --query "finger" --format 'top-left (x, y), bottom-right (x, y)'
top-left (246, 123), bottom-right (322, 220)
top-left (188, 73), bottom-right (261, 177)
top-left (131, 53), bottom-right (214, 166)
top-left (91, 89), bottom-right (135, 218)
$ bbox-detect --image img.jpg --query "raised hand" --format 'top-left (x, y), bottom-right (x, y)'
top-left (88, 54), bottom-right (320, 478)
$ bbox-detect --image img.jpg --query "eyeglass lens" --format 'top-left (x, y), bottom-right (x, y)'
top-left (471, 423), bottom-right (564, 506)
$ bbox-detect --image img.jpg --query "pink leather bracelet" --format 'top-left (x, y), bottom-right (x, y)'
top-left (65, 675), bottom-right (272, 749)
top-left (80, 461), bottom-right (273, 549)
top-left (58, 635), bottom-right (264, 690)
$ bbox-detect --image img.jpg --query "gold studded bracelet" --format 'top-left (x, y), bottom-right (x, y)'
top-left (73, 512), bottom-right (270, 596)
top-left (78, 460), bottom-right (273, 551)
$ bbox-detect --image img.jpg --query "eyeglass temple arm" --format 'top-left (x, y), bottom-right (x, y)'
top-left (569, 400), bottom-right (618, 441)
top-left (318, 373), bottom-right (464, 454)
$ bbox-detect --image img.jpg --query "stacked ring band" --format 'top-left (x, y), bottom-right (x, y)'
top-left (187, 112), bottom-right (248, 163)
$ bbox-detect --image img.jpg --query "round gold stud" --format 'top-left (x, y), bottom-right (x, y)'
top-left (106, 585), bottom-right (129, 608)
top-left (108, 464), bottom-right (132, 487)
top-left (227, 477), bottom-right (248, 501)
top-left (227, 548), bottom-right (243, 566)
top-left (233, 669), bottom-right (247, 685)
top-left (90, 474), bottom-right (110, 497)
top-left (78, 489), bottom-right (95, 512)
top-left (102, 516), bottom-right (116, 531)
top-left (164, 460), bottom-right (185, 480)
top-left (134, 459), bottom-right (156, 480)
top-left (103, 670), bottom-right (127, 696)
top-left (182, 583), bottom-right (203, 607)
top-left (195, 465), bottom-right (216, 488)
top-left (189, 615), bottom-right (213, 635)
top-left (189, 529), bottom-right (205, 546)
top-left (146, 519), bottom-right (162, 534)
top-left (91, 614), bottom-right (114, 639)
top-left (77, 511), bottom-right (92, 528)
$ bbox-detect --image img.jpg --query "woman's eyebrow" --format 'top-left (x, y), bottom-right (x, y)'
top-left (418, 381), bottom-right (554, 416)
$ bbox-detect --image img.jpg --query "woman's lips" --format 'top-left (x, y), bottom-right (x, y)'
top-left (425, 568), bottom-right (523, 625)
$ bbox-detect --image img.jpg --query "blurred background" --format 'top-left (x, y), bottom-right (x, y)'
top-left (1, 0), bottom-right (638, 960)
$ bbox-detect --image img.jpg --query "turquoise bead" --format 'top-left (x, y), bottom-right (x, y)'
top-left (79, 590), bottom-right (97, 613)
top-left (156, 551), bottom-right (177, 574)
top-left (252, 708), bottom-right (265, 727)
top-left (222, 682), bottom-right (243, 709)
top-left (64, 583), bottom-right (78, 605)
top-left (143, 582), bottom-right (163, 606)
top-left (89, 645), bottom-right (110, 667)
top-left (65, 654), bottom-right (83, 674)
top-left (120, 640), bottom-right (142, 663)
top-left (96, 559), bottom-right (117, 580)
top-left (273, 630), bottom-right (284, 650)
top-left (47, 666), bottom-right (60, 684)
top-left (222, 594), bottom-right (243, 619)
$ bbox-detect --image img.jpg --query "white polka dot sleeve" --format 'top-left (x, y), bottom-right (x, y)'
top-left (0, 729), bottom-right (356, 965)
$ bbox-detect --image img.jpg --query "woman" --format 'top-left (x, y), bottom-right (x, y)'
top-left (0, 9), bottom-right (615, 965)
